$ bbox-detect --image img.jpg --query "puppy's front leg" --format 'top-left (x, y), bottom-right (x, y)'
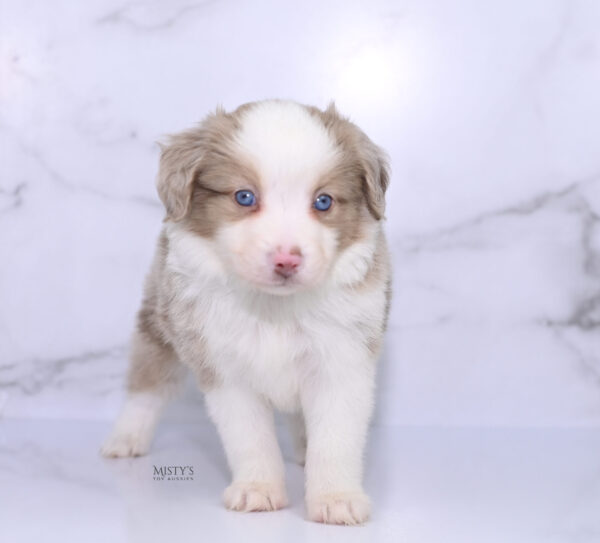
top-left (205, 385), bottom-right (287, 512)
top-left (101, 329), bottom-right (183, 458)
top-left (302, 355), bottom-right (375, 525)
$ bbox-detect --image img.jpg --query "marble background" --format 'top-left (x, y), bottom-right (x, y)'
top-left (1, 0), bottom-right (599, 426)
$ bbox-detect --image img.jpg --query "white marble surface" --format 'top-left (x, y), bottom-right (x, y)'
top-left (1, 0), bottom-right (600, 426)
top-left (1, 420), bottom-right (599, 542)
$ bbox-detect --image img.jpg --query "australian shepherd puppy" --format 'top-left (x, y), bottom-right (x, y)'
top-left (102, 100), bottom-right (391, 525)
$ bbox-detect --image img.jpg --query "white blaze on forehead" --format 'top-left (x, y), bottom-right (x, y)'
top-left (234, 101), bottom-right (339, 184)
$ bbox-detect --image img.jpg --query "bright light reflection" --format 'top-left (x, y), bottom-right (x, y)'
top-left (334, 43), bottom-right (405, 110)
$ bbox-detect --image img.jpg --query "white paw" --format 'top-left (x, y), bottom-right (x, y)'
top-left (306, 492), bottom-right (371, 525)
top-left (100, 430), bottom-right (151, 458)
top-left (223, 481), bottom-right (288, 512)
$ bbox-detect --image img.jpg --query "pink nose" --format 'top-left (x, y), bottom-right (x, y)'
top-left (273, 247), bottom-right (302, 278)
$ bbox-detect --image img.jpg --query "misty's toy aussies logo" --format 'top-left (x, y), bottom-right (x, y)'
top-left (153, 465), bottom-right (194, 481)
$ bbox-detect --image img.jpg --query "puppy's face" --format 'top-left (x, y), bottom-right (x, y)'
top-left (158, 101), bottom-right (389, 294)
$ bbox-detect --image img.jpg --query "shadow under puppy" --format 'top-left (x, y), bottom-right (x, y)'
top-left (102, 100), bottom-right (391, 525)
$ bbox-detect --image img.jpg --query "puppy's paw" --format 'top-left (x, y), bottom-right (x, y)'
top-left (307, 491), bottom-right (371, 525)
top-left (224, 481), bottom-right (288, 512)
top-left (100, 430), bottom-right (151, 458)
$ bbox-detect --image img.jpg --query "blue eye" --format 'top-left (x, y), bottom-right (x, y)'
top-left (314, 194), bottom-right (332, 211)
top-left (235, 190), bottom-right (256, 207)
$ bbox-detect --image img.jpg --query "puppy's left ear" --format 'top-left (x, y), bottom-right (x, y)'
top-left (156, 130), bottom-right (205, 222)
top-left (360, 139), bottom-right (390, 221)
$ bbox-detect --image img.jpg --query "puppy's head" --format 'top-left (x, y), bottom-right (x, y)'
top-left (158, 100), bottom-right (389, 295)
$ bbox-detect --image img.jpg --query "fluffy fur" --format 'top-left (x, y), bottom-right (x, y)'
top-left (101, 100), bottom-right (391, 525)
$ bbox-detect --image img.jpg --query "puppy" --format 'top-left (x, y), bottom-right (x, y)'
top-left (102, 100), bottom-right (391, 525)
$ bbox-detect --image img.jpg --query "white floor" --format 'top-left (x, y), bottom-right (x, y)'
top-left (1, 420), bottom-right (599, 543)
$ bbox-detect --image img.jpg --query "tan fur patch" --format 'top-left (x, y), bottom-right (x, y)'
top-left (311, 156), bottom-right (373, 251)
top-left (128, 233), bottom-right (179, 392)
top-left (185, 152), bottom-right (262, 238)
top-left (305, 103), bottom-right (390, 221)
top-left (158, 105), bottom-right (267, 238)
top-left (157, 105), bottom-right (254, 223)
top-left (127, 329), bottom-right (180, 392)
top-left (128, 232), bottom-right (220, 392)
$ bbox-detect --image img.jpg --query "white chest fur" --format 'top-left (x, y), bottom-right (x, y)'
top-left (200, 290), bottom-right (307, 411)
top-left (165, 225), bottom-right (386, 411)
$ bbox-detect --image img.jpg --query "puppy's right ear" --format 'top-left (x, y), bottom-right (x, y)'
top-left (156, 130), bottom-right (204, 222)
